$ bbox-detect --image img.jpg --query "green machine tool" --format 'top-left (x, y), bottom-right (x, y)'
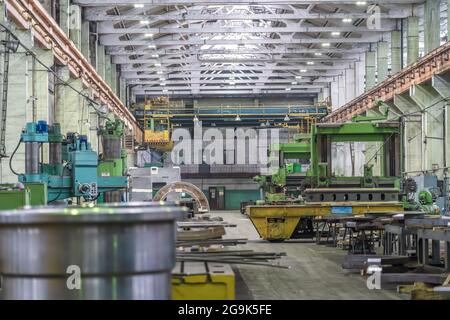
top-left (97, 117), bottom-right (128, 203)
top-left (304, 120), bottom-right (402, 202)
top-left (0, 120), bottom-right (127, 209)
top-left (255, 133), bottom-right (311, 202)
top-left (256, 120), bottom-right (403, 204)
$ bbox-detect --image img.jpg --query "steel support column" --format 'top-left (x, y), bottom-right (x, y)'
top-left (393, 94), bottom-right (422, 173)
top-left (407, 16), bottom-right (419, 65)
top-left (391, 31), bottom-right (402, 74)
top-left (365, 51), bottom-right (376, 91)
top-left (377, 41), bottom-right (389, 83)
top-left (410, 84), bottom-right (445, 175)
top-left (424, 0), bottom-right (441, 53)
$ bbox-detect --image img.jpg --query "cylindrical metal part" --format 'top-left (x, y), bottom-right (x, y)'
top-left (0, 204), bottom-right (186, 300)
top-left (102, 136), bottom-right (121, 160)
top-left (49, 142), bottom-right (62, 165)
top-left (25, 142), bottom-right (39, 174)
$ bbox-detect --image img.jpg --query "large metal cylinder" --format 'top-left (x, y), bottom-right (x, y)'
top-left (49, 142), bottom-right (62, 165)
top-left (0, 204), bottom-right (186, 300)
top-left (25, 142), bottom-right (39, 174)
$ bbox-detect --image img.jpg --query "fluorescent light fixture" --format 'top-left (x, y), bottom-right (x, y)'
top-left (162, 89), bottom-right (168, 93)
top-left (134, 4), bottom-right (144, 8)
top-left (331, 31), bottom-right (340, 36)
top-left (356, 1), bottom-right (367, 5)
top-left (307, 61), bottom-right (314, 65)
top-left (140, 20), bottom-right (149, 24)
top-left (314, 52), bottom-right (323, 56)
top-left (229, 81), bottom-right (236, 85)
top-left (156, 70), bottom-right (163, 74)
top-left (342, 18), bottom-right (352, 23)
top-left (154, 62), bottom-right (161, 67)
top-left (160, 82), bottom-right (166, 86)
top-left (151, 54), bottom-right (159, 58)
top-left (295, 75), bottom-right (302, 79)
top-left (148, 44), bottom-right (156, 49)
top-left (291, 81), bottom-right (298, 85)
top-left (145, 33), bottom-right (153, 38)
top-left (300, 69), bottom-right (307, 73)
top-left (285, 87), bottom-right (291, 91)
top-left (159, 77), bottom-right (165, 81)
top-left (322, 42), bottom-right (331, 47)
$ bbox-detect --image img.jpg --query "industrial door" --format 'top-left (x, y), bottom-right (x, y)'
top-left (209, 186), bottom-right (225, 210)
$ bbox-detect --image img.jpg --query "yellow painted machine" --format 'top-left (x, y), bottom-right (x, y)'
top-left (171, 261), bottom-right (235, 300)
top-left (143, 97), bottom-right (174, 151)
top-left (247, 202), bottom-right (404, 241)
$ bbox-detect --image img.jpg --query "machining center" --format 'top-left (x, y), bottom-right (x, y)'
top-left (247, 120), bottom-right (405, 241)
top-left (0, 120), bottom-right (127, 208)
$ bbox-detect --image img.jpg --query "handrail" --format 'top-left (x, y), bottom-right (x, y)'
top-left (5, 0), bottom-right (143, 143)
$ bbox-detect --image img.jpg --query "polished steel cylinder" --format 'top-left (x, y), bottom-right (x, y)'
top-left (25, 142), bottom-right (39, 174)
top-left (49, 142), bottom-right (62, 165)
top-left (0, 204), bottom-right (186, 300)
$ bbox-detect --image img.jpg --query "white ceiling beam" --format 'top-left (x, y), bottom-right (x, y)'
top-left (112, 55), bottom-right (357, 64)
top-left (127, 78), bottom-right (331, 84)
top-left (99, 36), bottom-right (381, 46)
top-left (106, 47), bottom-right (366, 55)
top-left (97, 25), bottom-right (395, 34)
top-left (76, 0), bottom-right (423, 6)
top-left (122, 71), bottom-right (341, 78)
top-left (121, 65), bottom-right (347, 72)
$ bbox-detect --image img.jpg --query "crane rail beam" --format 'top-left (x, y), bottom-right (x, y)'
top-left (322, 42), bottom-right (450, 123)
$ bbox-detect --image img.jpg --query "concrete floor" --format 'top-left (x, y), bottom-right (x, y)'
top-left (212, 210), bottom-right (402, 300)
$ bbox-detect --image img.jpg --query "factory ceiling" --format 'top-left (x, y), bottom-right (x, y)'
top-left (76, 0), bottom-right (427, 99)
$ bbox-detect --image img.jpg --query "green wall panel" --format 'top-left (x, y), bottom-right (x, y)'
top-left (223, 189), bottom-right (261, 210)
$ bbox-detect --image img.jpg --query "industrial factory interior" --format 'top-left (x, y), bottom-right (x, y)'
top-left (1, 0), bottom-right (450, 305)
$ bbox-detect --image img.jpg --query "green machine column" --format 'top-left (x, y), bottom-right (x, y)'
top-left (391, 31), bottom-right (402, 74)
top-left (424, 0), bottom-right (441, 53)
top-left (377, 41), bottom-right (388, 83)
top-left (98, 118), bottom-right (126, 203)
top-left (365, 51), bottom-right (376, 91)
top-left (407, 16), bottom-right (419, 65)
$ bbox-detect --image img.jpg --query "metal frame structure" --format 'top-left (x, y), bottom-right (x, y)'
top-left (4, 0), bottom-right (143, 143)
top-left (75, 0), bottom-right (424, 98)
top-left (323, 42), bottom-right (450, 123)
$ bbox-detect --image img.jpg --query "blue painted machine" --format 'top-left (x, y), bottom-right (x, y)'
top-left (17, 120), bottom-right (127, 203)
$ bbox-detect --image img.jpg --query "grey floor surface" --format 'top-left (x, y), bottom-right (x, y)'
top-left (211, 210), bottom-right (402, 300)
